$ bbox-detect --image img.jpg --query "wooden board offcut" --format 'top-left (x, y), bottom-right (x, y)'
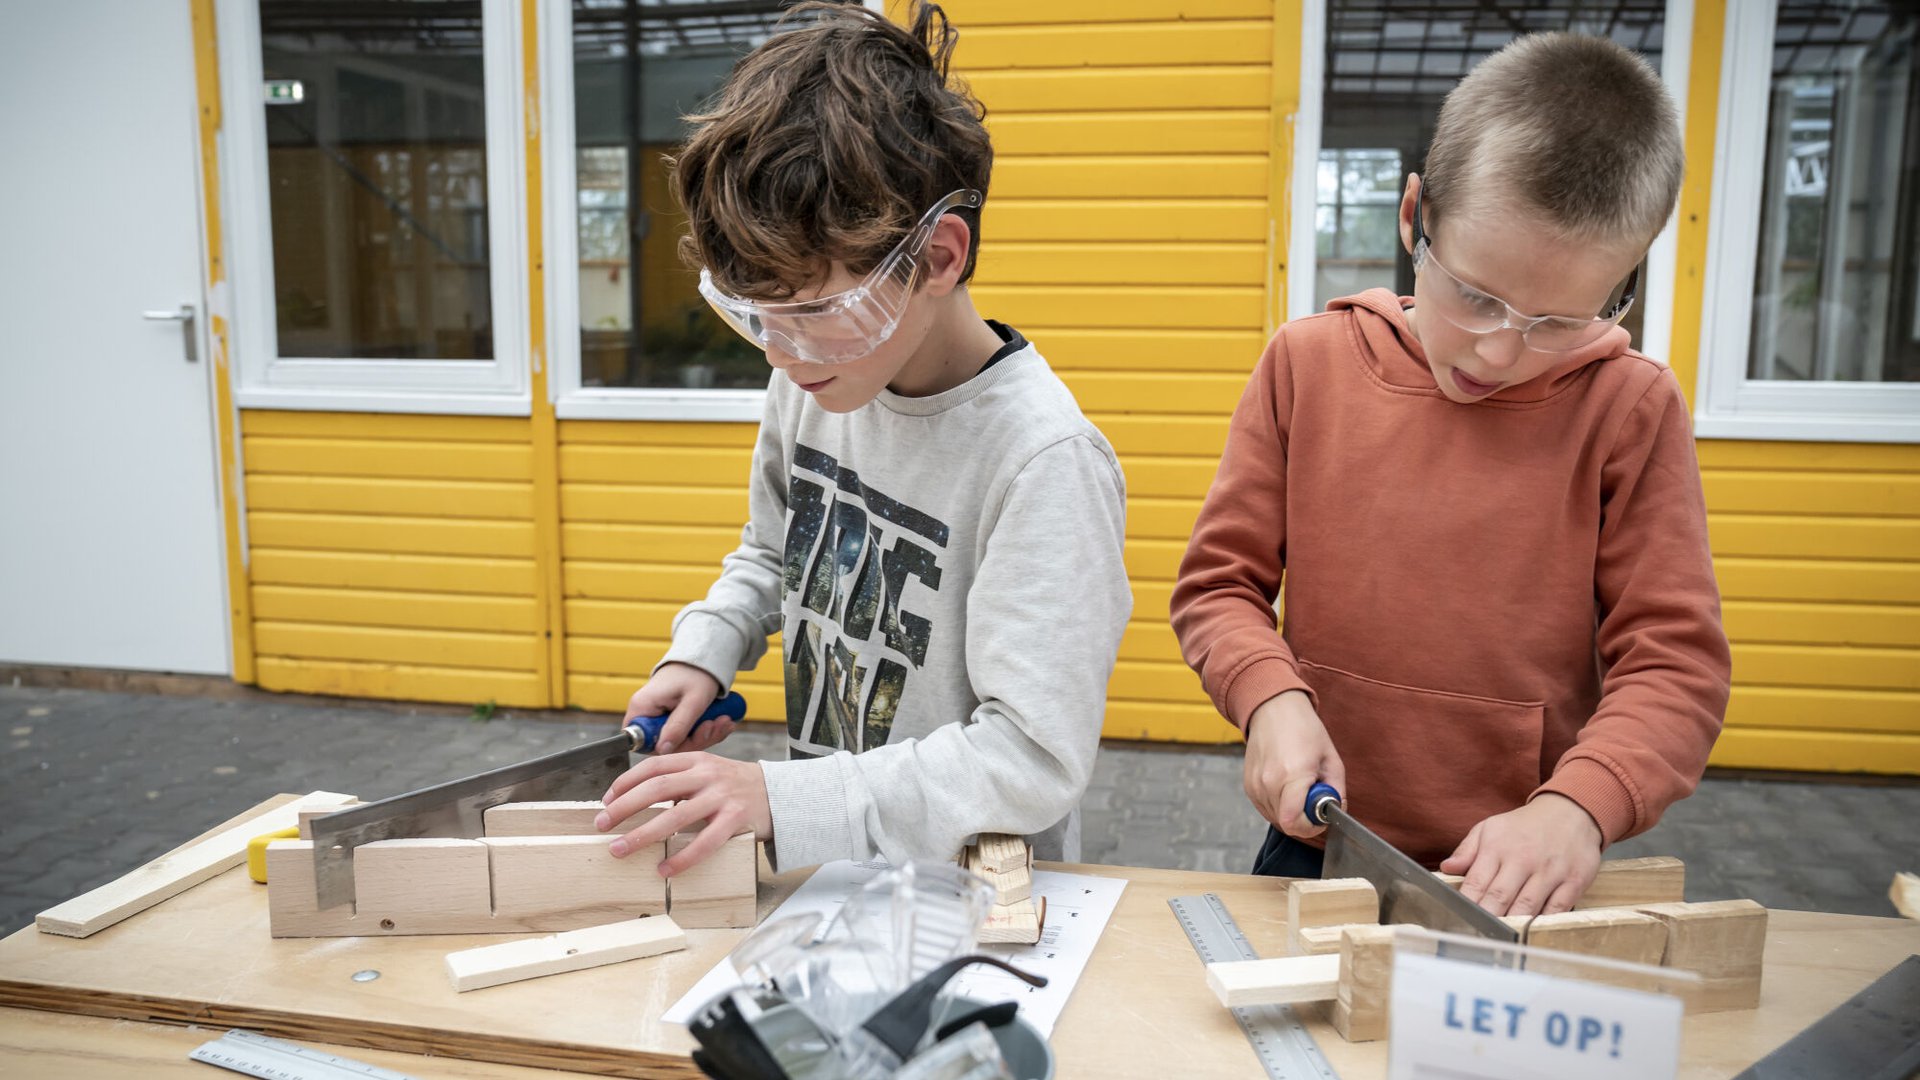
top-left (445, 917), bottom-right (687, 993)
top-left (36, 790), bottom-right (357, 938)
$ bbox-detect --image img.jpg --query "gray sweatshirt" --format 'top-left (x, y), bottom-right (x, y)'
top-left (658, 336), bottom-right (1131, 870)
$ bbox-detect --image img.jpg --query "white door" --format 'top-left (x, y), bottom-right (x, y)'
top-left (0, 0), bottom-right (230, 674)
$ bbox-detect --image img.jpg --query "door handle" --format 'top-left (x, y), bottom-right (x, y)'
top-left (142, 304), bottom-right (198, 363)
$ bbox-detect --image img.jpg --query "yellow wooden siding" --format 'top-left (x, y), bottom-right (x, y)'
top-left (1697, 441), bottom-right (1920, 772)
top-left (239, 410), bottom-right (548, 708)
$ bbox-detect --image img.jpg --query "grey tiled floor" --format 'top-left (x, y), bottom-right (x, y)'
top-left (2, 685), bottom-right (1915, 935)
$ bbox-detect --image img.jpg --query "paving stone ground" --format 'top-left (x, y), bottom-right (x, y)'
top-left (2, 684), bottom-right (1915, 935)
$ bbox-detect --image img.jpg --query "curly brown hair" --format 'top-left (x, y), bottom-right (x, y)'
top-left (670, 1), bottom-right (992, 300)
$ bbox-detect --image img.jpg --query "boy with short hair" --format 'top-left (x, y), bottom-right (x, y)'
top-left (1171, 33), bottom-right (1731, 917)
top-left (596, 2), bottom-right (1131, 877)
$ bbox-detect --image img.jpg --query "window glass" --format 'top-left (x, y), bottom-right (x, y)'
top-left (571, 0), bottom-right (810, 390)
top-left (260, 0), bottom-right (493, 360)
top-left (1314, 1), bottom-right (1665, 351)
top-left (1749, 1), bottom-right (1920, 383)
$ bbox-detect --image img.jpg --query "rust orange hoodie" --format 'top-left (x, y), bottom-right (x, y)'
top-left (1171, 289), bottom-right (1732, 866)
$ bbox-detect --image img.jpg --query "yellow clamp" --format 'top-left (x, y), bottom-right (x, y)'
top-left (246, 827), bottom-right (302, 884)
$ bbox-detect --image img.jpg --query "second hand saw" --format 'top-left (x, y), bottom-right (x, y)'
top-left (307, 693), bottom-right (747, 910)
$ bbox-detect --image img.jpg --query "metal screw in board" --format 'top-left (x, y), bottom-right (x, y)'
top-left (351, 970), bottom-right (380, 983)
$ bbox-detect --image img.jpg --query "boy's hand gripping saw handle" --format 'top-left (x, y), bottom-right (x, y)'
top-left (622, 692), bottom-right (748, 753)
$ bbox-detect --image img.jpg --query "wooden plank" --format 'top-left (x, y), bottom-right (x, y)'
top-left (975, 834), bottom-right (1031, 875)
top-left (559, 487), bottom-right (747, 527)
top-left (1716, 557), bottom-right (1920, 605)
top-left (986, 112), bottom-right (1269, 157)
top-left (1636, 900), bottom-right (1768, 1012)
top-left (1206, 953), bottom-right (1340, 1007)
top-left (1702, 470), bottom-right (1920, 517)
top-left (297, 801), bottom-right (362, 840)
top-left (254, 585), bottom-right (541, 636)
top-left (982, 198), bottom-right (1267, 244)
top-left (664, 833), bottom-right (757, 929)
top-left (960, 847), bottom-right (1032, 906)
top-left (241, 436), bottom-right (533, 481)
top-left (1710, 726), bottom-right (1920, 774)
top-left (557, 419), bottom-right (757, 448)
top-left (1288, 879), bottom-right (1377, 956)
top-left (255, 658), bottom-right (548, 711)
top-left (253, 621), bottom-right (542, 671)
top-left (1030, 328), bottom-right (1264, 372)
top-left (1723, 601), bottom-right (1920, 651)
top-left (956, 20), bottom-right (1271, 69)
top-left (1732, 643), bottom-right (1920, 692)
top-left (484, 836), bottom-right (666, 920)
top-left (250, 550), bottom-right (539, 597)
top-left (560, 523), bottom-right (740, 565)
top-left (445, 917), bottom-right (687, 993)
top-left (1055, 371), bottom-right (1247, 414)
top-left (1522, 909), bottom-right (1669, 969)
top-left (979, 896), bottom-right (1045, 945)
top-left (970, 283), bottom-right (1264, 329)
top-left (485, 802), bottom-right (667, 838)
top-left (34, 791), bottom-right (356, 938)
top-left (1433, 856), bottom-right (1685, 910)
top-left (247, 512), bottom-right (538, 559)
top-left (1896, 872), bottom-right (1920, 920)
top-left (941, 0), bottom-right (1274, 25)
top-left (1696, 439), bottom-right (1920, 472)
top-left (355, 840), bottom-right (493, 919)
top-left (967, 67), bottom-right (1269, 112)
top-left (247, 475), bottom-right (533, 520)
top-left (978, 241), bottom-right (1264, 286)
top-left (1709, 515), bottom-right (1920, 561)
top-left (1332, 924), bottom-right (1398, 1043)
top-left (241, 410), bottom-right (529, 443)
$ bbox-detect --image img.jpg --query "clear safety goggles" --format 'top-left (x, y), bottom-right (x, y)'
top-left (1410, 184), bottom-right (1637, 354)
top-left (697, 189), bottom-right (984, 364)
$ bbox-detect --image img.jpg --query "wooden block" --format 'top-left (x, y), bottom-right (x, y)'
top-left (445, 916), bottom-right (687, 992)
top-left (960, 847), bottom-right (1032, 905)
top-left (1892, 872), bottom-right (1919, 920)
top-left (1206, 953), bottom-right (1341, 1007)
top-left (354, 839), bottom-right (492, 919)
top-left (1332, 924), bottom-right (1398, 1043)
top-left (664, 832), bottom-right (756, 929)
top-left (484, 836), bottom-right (666, 919)
top-left (1296, 926), bottom-right (1347, 956)
top-left (1636, 900), bottom-right (1767, 1012)
top-left (36, 790), bottom-right (357, 938)
top-left (1523, 909), bottom-right (1669, 968)
top-left (1287, 878), bottom-right (1377, 955)
top-left (297, 800), bottom-right (363, 840)
top-left (1434, 856), bottom-right (1685, 910)
top-left (483, 801), bottom-right (668, 837)
top-left (979, 896), bottom-right (1045, 945)
top-left (974, 833), bottom-right (1030, 875)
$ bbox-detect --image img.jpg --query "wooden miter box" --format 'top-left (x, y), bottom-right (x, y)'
top-left (1205, 856), bottom-right (1770, 1042)
top-left (960, 833), bottom-right (1045, 945)
top-left (267, 800), bottom-right (758, 937)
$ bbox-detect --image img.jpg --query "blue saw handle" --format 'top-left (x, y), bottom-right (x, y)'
top-left (1304, 781), bottom-right (1342, 827)
top-left (625, 692), bottom-right (747, 753)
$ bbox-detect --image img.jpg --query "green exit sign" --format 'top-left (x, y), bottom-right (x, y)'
top-left (263, 79), bottom-right (304, 105)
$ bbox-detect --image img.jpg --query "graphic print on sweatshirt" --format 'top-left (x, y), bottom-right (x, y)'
top-left (782, 444), bottom-right (949, 759)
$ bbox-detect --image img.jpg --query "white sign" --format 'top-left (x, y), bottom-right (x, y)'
top-left (1389, 949), bottom-right (1683, 1080)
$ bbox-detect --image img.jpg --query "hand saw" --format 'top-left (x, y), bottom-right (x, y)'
top-left (1305, 781), bottom-right (1519, 942)
top-left (307, 693), bottom-right (748, 910)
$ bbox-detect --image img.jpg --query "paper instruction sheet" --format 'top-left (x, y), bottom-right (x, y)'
top-left (662, 859), bottom-right (1127, 1037)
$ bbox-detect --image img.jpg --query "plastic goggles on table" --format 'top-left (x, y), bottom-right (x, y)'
top-left (696, 189), bottom-right (983, 364)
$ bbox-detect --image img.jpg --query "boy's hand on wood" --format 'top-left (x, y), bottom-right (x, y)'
top-left (1244, 690), bottom-right (1346, 841)
top-left (1439, 794), bottom-right (1602, 916)
top-left (625, 663), bottom-right (732, 754)
top-left (596, 752), bottom-right (772, 876)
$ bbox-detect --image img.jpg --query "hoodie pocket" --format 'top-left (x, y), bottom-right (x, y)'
top-left (1297, 657), bottom-right (1544, 867)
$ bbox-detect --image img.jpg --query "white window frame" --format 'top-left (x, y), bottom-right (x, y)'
top-left (1696, 0), bottom-right (1920, 443)
top-left (218, 0), bottom-right (530, 415)
top-left (539, 0), bottom-right (764, 421)
top-left (1285, 0), bottom-right (1686, 375)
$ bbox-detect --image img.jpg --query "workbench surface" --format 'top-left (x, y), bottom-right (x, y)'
top-left (1, 796), bottom-right (1914, 1078)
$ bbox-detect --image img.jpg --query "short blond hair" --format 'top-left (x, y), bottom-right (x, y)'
top-left (1423, 32), bottom-right (1683, 248)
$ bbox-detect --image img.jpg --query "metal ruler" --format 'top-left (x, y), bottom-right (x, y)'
top-left (189, 1029), bottom-right (418, 1080)
top-left (1170, 893), bottom-right (1339, 1080)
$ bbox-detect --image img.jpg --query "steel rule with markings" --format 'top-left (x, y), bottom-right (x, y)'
top-left (189, 1028), bottom-right (418, 1080)
top-left (1169, 893), bottom-right (1340, 1080)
